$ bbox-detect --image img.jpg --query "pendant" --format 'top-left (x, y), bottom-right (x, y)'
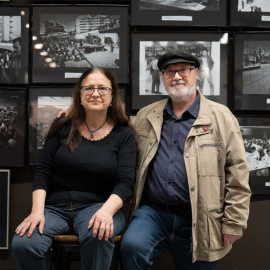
top-left (90, 133), bottom-right (94, 138)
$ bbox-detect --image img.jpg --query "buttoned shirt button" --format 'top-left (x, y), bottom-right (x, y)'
top-left (185, 153), bottom-right (189, 158)
top-left (150, 143), bottom-right (152, 146)
top-left (191, 187), bottom-right (195, 192)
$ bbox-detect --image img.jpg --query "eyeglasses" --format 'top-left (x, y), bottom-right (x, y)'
top-left (162, 67), bottom-right (195, 79)
top-left (81, 86), bottom-right (112, 96)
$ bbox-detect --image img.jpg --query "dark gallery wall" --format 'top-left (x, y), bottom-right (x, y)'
top-left (1, 0), bottom-right (270, 269)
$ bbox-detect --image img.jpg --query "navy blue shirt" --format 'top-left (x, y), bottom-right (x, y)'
top-left (144, 94), bottom-right (200, 206)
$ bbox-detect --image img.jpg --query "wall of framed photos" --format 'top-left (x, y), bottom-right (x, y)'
top-left (1, 0), bottom-right (270, 269)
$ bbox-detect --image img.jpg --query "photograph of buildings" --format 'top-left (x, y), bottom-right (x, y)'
top-left (38, 13), bottom-right (120, 69)
top-left (0, 16), bottom-right (21, 69)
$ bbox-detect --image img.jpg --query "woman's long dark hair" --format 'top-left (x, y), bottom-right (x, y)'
top-left (45, 67), bottom-right (130, 152)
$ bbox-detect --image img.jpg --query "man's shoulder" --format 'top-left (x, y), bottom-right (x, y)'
top-left (137, 99), bottom-right (168, 115)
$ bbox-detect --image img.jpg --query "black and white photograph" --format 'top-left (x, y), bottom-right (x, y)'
top-left (132, 32), bottom-right (228, 109)
top-left (29, 87), bottom-right (73, 165)
top-left (237, 116), bottom-right (270, 194)
top-left (230, 0), bottom-right (270, 26)
top-left (0, 7), bottom-right (29, 84)
top-left (0, 89), bottom-right (26, 166)
top-left (131, 0), bottom-right (227, 26)
top-left (0, 169), bottom-right (10, 250)
top-left (139, 0), bottom-right (219, 11)
top-left (234, 32), bottom-right (270, 110)
top-left (32, 6), bottom-right (128, 83)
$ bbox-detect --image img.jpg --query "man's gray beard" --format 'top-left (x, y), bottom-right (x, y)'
top-left (166, 83), bottom-right (196, 102)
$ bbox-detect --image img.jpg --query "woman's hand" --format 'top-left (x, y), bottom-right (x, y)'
top-left (88, 206), bottom-right (114, 241)
top-left (15, 211), bottom-right (45, 238)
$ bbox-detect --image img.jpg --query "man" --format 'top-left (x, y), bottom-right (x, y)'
top-left (121, 49), bottom-right (251, 269)
top-left (9, 37), bottom-right (21, 68)
top-left (198, 48), bottom-right (214, 95)
top-left (149, 56), bottom-right (162, 94)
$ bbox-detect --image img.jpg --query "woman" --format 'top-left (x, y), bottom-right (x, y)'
top-left (11, 67), bottom-right (136, 270)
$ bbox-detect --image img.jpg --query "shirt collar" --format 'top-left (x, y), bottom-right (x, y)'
top-left (164, 92), bottom-right (200, 119)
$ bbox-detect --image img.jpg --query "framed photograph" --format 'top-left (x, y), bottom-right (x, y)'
top-left (237, 116), bottom-right (270, 194)
top-left (230, 0), bottom-right (270, 27)
top-left (131, 0), bottom-right (227, 26)
top-left (0, 6), bottom-right (29, 84)
top-left (0, 88), bottom-right (26, 166)
top-left (32, 5), bottom-right (129, 84)
top-left (234, 32), bottom-right (270, 110)
top-left (29, 87), bottom-right (73, 165)
top-left (131, 32), bottom-right (228, 110)
top-left (0, 169), bottom-right (10, 249)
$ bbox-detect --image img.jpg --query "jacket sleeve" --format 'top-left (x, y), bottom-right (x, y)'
top-left (222, 115), bottom-right (251, 236)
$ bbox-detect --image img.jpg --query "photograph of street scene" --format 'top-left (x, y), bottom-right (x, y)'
top-left (139, 0), bottom-right (219, 11)
top-left (38, 13), bottom-right (120, 69)
top-left (0, 94), bottom-right (18, 151)
top-left (0, 16), bottom-right (21, 69)
top-left (242, 40), bottom-right (270, 94)
top-left (237, 0), bottom-right (270, 12)
top-left (36, 96), bottom-right (72, 149)
top-left (241, 125), bottom-right (270, 177)
top-left (139, 40), bottom-right (220, 96)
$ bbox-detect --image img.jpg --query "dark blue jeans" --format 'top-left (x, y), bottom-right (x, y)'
top-left (11, 202), bottom-right (125, 270)
top-left (121, 205), bottom-right (219, 270)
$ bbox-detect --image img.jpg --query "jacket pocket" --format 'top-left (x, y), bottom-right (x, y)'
top-left (198, 139), bottom-right (223, 176)
top-left (207, 208), bottom-right (224, 251)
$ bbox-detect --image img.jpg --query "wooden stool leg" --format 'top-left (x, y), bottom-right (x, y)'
top-left (51, 243), bottom-right (71, 270)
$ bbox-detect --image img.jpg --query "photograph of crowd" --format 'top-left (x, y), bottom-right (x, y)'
top-left (139, 0), bottom-right (219, 11)
top-left (0, 94), bottom-right (18, 152)
top-left (237, 0), bottom-right (270, 12)
top-left (37, 13), bottom-right (120, 69)
top-left (35, 96), bottom-right (72, 149)
top-left (0, 16), bottom-right (21, 69)
top-left (241, 126), bottom-right (270, 177)
top-left (242, 40), bottom-right (270, 94)
top-left (139, 40), bottom-right (220, 96)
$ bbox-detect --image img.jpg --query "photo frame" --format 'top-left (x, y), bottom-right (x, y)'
top-left (0, 88), bottom-right (26, 166)
top-left (29, 87), bottom-right (74, 165)
top-left (131, 0), bottom-right (227, 26)
top-left (234, 32), bottom-right (270, 110)
top-left (32, 5), bottom-right (129, 84)
top-left (0, 169), bottom-right (10, 249)
top-left (230, 0), bottom-right (270, 27)
top-left (237, 116), bottom-right (270, 194)
top-left (131, 32), bottom-right (228, 110)
top-left (0, 6), bottom-right (29, 84)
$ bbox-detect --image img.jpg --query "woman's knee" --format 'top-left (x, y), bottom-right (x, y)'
top-left (11, 234), bottom-right (35, 254)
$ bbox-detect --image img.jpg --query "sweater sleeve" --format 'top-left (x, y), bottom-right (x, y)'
top-left (111, 127), bottom-right (136, 202)
top-left (32, 129), bottom-right (62, 193)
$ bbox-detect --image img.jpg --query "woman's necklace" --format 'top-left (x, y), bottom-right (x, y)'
top-left (84, 117), bottom-right (107, 139)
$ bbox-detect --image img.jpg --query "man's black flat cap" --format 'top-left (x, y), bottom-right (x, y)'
top-left (157, 49), bottom-right (200, 71)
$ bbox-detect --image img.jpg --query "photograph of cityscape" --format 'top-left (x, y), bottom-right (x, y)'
top-left (37, 13), bottom-right (120, 69)
top-left (0, 16), bottom-right (21, 69)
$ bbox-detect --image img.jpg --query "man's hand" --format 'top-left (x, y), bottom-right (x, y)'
top-left (223, 234), bottom-right (242, 246)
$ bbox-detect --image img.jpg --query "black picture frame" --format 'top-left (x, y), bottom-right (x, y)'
top-left (237, 116), bottom-right (270, 194)
top-left (0, 169), bottom-right (10, 249)
top-left (131, 32), bottom-right (228, 110)
top-left (31, 5), bottom-right (129, 84)
top-left (0, 6), bottom-right (29, 84)
top-left (28, 87), bottom-right (74, 165)
top-left (131, 0), bottom-right (227, 26)
top-left (230, 0), bottom-right (270, 27)
top-left (234, 32), bottom-right (270, 111)
top-left (0, 88), bottom-right (26, 166)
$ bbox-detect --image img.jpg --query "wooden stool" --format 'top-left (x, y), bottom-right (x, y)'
top-left (50, 234), bottom-right (122, 270)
